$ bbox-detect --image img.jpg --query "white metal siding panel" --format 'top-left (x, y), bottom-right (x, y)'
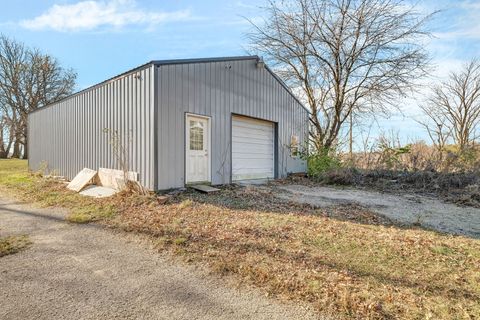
top-left (28, 64), bottom-right (156, 190)
top-left (156, 59), bottom-right (308, 189)
top-left (232, 116), bottom-right (274, 180)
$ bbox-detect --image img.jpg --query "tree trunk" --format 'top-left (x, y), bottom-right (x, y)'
top-left (0, 146), bottom-right (7, 158)
top-left (0, 129), bottom-right (6, 158)
top-left (5, 138), bottom-right (13, 158)
top-left (11, 139), bottom-right (21, 158)
top-left (22, 140), bottom-right (28, 159)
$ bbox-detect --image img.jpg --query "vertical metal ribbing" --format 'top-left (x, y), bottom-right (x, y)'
top-left (29, 59), bottom-right (306, 191)
top-left (155, 59), bottom-right (307, 189)
top-left (28, 64), bottom-right (156, 190)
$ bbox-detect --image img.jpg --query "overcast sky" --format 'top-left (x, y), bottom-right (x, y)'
top-left (1, 0), bottom-right (479, 146)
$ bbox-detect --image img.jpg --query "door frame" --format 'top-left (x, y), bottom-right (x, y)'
top-left (185, 113), bottom-right (212, 185)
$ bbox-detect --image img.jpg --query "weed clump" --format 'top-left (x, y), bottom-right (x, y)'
top-left (0, 235), bottom-right (31, 257)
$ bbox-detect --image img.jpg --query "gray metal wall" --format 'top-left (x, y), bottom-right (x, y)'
top-left (28, 64), bottom-right (156, 189)
top-left (156, 58), bottom-right (308, 189)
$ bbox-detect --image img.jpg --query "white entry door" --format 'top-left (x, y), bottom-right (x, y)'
top-left (186, 114), bottom-right (210, 184)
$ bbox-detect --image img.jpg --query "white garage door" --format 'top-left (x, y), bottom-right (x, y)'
top-left (232, 115), bottom-right (274, 181)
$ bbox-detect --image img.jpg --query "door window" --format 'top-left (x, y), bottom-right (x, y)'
top-left (189, 120), bottom-right (204, 150)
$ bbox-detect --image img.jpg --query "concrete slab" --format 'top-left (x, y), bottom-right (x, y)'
top-left (79, 185), bottom-right (118, 198)
top-left (67, 168), bottom-right (97, 192)
top-left (191, 185), bottom-right (221, 193)
top-left (97, 168), bottom-right (138, 190)
top-left (235, 179), bottom-right (270, 186)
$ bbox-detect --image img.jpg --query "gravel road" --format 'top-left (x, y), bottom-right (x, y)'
top-left (277, 184), bottom-right (480, 238)
top-left (0, 196), bottom-right (319, 320)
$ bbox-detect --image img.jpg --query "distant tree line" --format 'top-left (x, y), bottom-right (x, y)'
top-left (0, 35), bottom-right (76, 159)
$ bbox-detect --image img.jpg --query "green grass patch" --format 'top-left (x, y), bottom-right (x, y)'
top-left (0, 235), bottom-right (32, 257)
top-left (0, 159), bottom-right (35, 188)
top-left (0, 159), bottom-right (118, 224)
top-left (173, 237), bottom-right (188, 246)
top-left (66, 204), bottom-right (116, 223)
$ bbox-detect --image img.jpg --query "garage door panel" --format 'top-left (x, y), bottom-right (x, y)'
top-left (232, 131), bottom-right (273, 141)
top-left (233, 121), bottom-right (273, 131)
top-left (233, 166), bottom-right (274, 171)
top-left (232, 125), bottom-right (273, 135)
top-left (233, 168), bottom-right (274, 174)
top-left (232, 152), bottom-right (273, 159)
top-left (233, 131), bottom-right (273, 143)
top-left (233, 153), bottom-right (273, 157)
top-left (233, 143), bottom-right (273, 149)
top-left (233, 158), bottom-right (273, 164)
top-left (233, 116), bottom-right (272, 126)
top-left (233, 144), bottom-right (273, 153)
top-left (232, 116), bottom-right (274, 181)
top-left (233, 166), bottom-right (273, 172)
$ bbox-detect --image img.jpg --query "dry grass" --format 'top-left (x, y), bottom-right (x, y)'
top-left (114, 189), bottom-right (480, 319)
top-left (0, 159), bottom-right (479, 319)
top-left (0, 159), bottom-right (117, 223)
top-left (0, 235), bottom-right (31, 257)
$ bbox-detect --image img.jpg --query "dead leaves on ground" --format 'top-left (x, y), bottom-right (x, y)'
top-left (114, 187), bottom-right (480, 320)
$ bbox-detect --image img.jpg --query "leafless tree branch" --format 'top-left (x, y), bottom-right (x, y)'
top-left (421, 59), bottom-right (480, 151)
top-left (0, 35), bottom-right (76, 158)
top-left (247, 0), bottom-right (433, 150)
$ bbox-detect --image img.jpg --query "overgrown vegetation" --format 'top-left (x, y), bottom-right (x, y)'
top-left (300, 129), bottom-right (480, 207)
top-left (351, 135), bottom-right (480, 173)
top-left (0, 235), bottom-right (31, 257)
top-left (305, 147), bottom-right (341, 177)
top-left (0, 159), bottom-right (479, 319)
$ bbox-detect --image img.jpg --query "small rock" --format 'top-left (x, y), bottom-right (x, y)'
top-left (157, 195), bottom-right (170, 205)
top-left (466, 184), bottom-right (479, 192)
top-left (167, 187), bottom-right (187, 196)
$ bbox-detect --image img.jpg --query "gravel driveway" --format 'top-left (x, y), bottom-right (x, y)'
top-left (276, 185), bottom-right (480, 238)
top-left (0, 196), bottom-right (318, 320)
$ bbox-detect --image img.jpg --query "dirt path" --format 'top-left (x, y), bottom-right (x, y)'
top-left (0, 197), bottom-right (319, 320)
top-left (276, 185), bottom-right (480, 238)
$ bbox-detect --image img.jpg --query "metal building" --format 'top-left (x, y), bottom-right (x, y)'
top-left (28, 56), bottom-right (308, 190)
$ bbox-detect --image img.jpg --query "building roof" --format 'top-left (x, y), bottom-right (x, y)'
top-left (151, 55), bottom-right (260, 66)
top-left (29, 56), bottom-right (308, 115)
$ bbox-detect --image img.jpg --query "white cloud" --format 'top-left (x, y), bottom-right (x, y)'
top-left (434, 28), bottom-right (480, 40)
top-left (20, 0), bottom-right (193, 32)
top-left (459, 1), bottom-right (480, 10)
top-left (432, 1), bottom-right (480, 39)
top-left (234, 1), bottom-right (257, 9)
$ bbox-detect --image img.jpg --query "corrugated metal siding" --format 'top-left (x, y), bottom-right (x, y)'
top-left (28, 64), bottom-right (156, 190)
top-left (156, 59), bottom-right (308, 189)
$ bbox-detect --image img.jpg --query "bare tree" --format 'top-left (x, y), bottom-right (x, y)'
top-left (421, 59), bottom-right (480, 151)
top-left (0, 114), bottom-right (10, 158)
top-left (247, 0), bottom-right (432, 150)
top-left (0, 35), bottom-right (76, 159)
top-left (417, 103), bottom-right (451, 154)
